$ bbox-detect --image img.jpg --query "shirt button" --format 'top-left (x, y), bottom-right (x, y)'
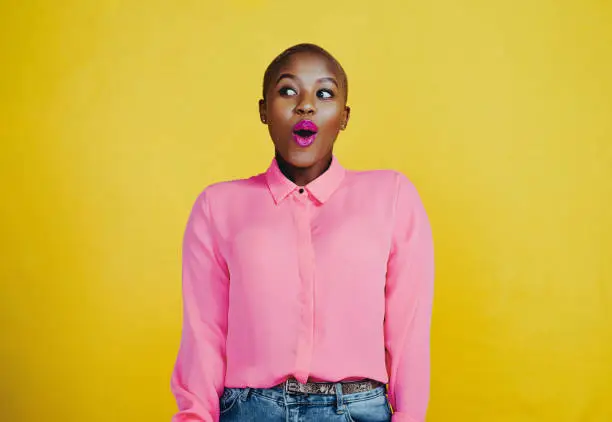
top-left (299, 188), bottom-right (304, 194)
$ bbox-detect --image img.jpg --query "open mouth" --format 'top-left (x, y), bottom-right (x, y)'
top-left (292, 120), bottom-right (318, 147)
top-left (294, 129), bottom-right (317, 138)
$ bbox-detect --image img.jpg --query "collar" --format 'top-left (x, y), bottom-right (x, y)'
top-left (265, 155), bottom-right (346, 205)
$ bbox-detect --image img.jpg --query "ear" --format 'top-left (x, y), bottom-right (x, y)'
top-left (340, 105), bottom-right (351, 131)
top-left (259, 99), bottom-right (268, 124)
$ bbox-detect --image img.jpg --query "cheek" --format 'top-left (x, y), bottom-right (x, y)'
top-left (269, 99), bottom-right (295, 120)
top-left (318, 106), bottom-right (344, 130)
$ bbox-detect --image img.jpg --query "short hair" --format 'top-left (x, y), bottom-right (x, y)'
top-left (262, 43), bottom-right (348, 103)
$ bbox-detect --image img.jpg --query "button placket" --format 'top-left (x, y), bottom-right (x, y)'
top-left (292, 191), bottom-right (315, 382)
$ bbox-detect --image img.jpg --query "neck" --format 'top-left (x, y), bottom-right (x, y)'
top-left (275, 152), bottom-right (333, 187)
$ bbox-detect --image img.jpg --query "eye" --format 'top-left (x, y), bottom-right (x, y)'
top-left (317, 89), bottom-right (334, 99)
top-left (279, 87), bottom-right (297, 96)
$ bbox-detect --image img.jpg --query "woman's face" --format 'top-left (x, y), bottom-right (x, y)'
top-left (259, 52), bottom-right (350, 168)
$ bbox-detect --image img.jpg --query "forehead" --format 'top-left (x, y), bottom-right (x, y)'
top-left (276, 52), bottom-right (342, 82)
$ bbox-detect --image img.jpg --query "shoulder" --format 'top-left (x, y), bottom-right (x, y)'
top-left (346, 168), bottom-right (419, 197)
top-left (191, 173), bottom-right (266, 209)
top-left (346, 168), bottom-right (427, 221)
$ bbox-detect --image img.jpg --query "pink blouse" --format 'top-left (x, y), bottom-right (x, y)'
top-left (171, 156), bottom-right (434, 422)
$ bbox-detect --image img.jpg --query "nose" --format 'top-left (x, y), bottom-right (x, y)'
top-left (295, 94), bottom-right (316, 116)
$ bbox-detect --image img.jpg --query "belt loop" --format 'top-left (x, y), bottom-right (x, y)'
top-left (334, 382), bottom-right (346, 414)
top-left (283, 383), bottom-right (289, 417)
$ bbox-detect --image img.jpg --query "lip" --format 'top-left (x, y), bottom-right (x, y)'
top-left (293, 120), bottom-right (319, 133)
top-left (293, 120), bottom-right (319, 148)
top-left (292, 120), bottom-right (318, 147)
top-left (292, 132), bottom-right (316, 147)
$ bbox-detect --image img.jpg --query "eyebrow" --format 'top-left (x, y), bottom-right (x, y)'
top-left (276, 73), bottom-right (339, 87)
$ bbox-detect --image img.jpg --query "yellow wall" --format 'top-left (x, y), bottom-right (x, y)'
top-left (2, 1), bottom-right (611, 421)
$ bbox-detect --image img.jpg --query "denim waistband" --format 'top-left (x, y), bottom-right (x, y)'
top-left (228, 383), bottom-right (388, 407)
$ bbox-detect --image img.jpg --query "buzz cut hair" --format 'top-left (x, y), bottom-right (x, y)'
top-left (262, 43), bottom-right (348, 103)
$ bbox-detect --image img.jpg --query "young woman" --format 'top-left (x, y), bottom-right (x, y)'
top-left (171, 43), bottom-right (434, 422)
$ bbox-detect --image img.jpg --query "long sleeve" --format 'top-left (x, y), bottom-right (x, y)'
top-left (385, 173), bottom-right (435, 422)
top-left (171, 190), bottom-right (230, 422)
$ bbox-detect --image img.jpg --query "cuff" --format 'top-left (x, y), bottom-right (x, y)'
top-left (392, 411), bottom-right (421, 422)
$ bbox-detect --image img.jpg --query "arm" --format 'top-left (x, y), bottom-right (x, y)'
top-left (385, 173), bottom-right (435, 422)
top-left (171, 189), bottom-right (229, 422)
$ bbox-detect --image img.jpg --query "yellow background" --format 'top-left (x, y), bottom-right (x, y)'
top-left (2, 1), bottom-right (611, 421)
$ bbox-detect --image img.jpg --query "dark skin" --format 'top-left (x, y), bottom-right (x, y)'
top-left (259, 52), bottom-right (350, 187)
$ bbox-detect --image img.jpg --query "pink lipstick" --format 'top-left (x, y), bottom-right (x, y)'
top-left (292, 120), bottom-right (318, 147)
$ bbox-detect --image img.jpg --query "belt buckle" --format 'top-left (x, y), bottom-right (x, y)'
top-left (284, 378), bottom-right (304, 394)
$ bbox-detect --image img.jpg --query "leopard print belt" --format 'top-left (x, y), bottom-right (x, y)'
top-left (282, 377), bottom-right (385, 395)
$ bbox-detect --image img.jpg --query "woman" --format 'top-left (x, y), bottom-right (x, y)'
top-left (171, 43), bottom-right (434, 422)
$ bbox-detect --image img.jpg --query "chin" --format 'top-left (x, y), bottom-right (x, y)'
top-left (280, 147), bottom-right (325, 168)
top-left (284, 152), bottom-right (318, 168)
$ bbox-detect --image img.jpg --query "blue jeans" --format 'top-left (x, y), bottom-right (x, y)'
top-left (219, 382), bottom-right (392, 422)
